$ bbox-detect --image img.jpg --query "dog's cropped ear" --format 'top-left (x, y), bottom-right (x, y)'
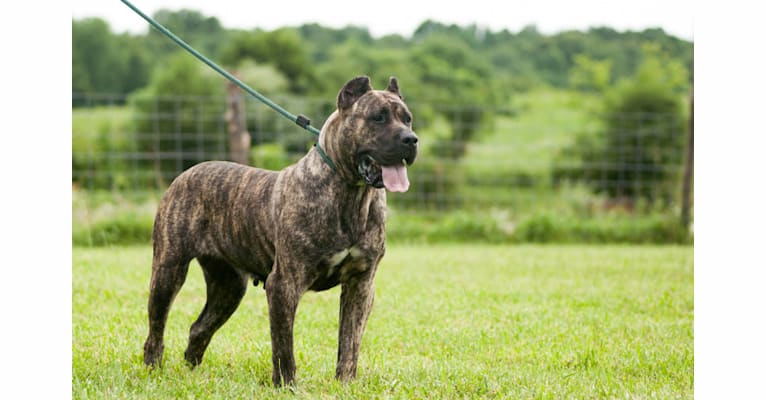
top-left (338, 76), bottom-right (373, 111)
top-left (386, 76), bottom-right (403, 100)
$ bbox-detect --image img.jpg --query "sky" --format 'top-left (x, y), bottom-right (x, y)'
top-left (73, 0), bottom-right (694, 40)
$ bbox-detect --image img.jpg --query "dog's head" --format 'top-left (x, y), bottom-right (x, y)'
top-left (322, 76), bottom-right (418, 192)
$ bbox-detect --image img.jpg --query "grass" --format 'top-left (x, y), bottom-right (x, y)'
top-left (73, 244), bottom-right (693, 399)
top-left (463, 89), bottom-right (602, 181)
top-left (72, 189), bottom-right (692, 246)
top-left (72, 105), bottom-right (133, 153)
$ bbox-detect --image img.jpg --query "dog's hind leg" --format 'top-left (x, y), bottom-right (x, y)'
top-left (143, 255), bottom-right (192, 368)
top-left (184, 256), bottom-right (248, 367)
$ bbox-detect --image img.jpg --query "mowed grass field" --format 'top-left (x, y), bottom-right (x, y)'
top-left (72, 244), bottom-right (693, 399)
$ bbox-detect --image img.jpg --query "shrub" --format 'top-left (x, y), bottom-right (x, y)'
top-left (553, 44), bottom-right (689, 205)
top-left (72, 190), bottom-right (158, 247)
top-left (72, 106), bottom-right (136, 190)
top-left (129, 53), bottom-right (227, 188)
top-left (514, 213), bottom-right (559, 243)
top-left (390, 157), bottom-right (463, 210)
top-left (249, 143), bottom-right (295, 171)
top-left (512, 212), bottom-right (691, 244)
top-left (73, 210), bottom-right (154, 247)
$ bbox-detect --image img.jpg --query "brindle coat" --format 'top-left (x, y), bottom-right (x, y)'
top-left (142, 76), bottom-right (418, 387)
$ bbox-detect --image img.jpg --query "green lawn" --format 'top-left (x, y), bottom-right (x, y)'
top-left (72, 244), bottom-right (693, 399)
top-left (462, 89), bottom-right (602, 180)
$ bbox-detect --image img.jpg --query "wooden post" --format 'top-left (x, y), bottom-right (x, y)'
top-left (225, 74), bottom-right (251, 165)
top-left (680, 88), bottom-right (694, 229)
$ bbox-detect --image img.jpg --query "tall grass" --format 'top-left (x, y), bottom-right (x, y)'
top-left (72, 189), bottom-right (691, 246)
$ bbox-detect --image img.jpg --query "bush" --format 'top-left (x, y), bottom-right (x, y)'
top-left (514, 213), bottom-right (559, 243)
top-left (512, 212), bottom-right (691, 244)
top-left (553, 44), bottom-right (689, 205)
top-left (129, 53), bottom-right (227, 188)
top-left (390, 157), bottom-right (463, 210)
top-left (72, 190), bottom-right (158, 246)
top-left (72, 194), bottom-right (691, 247)
top-left (249, 143), bottom-right (295, 171)
top-left (72, 106), bottom-right (136, 190)
top-left (386, 210), bottom-right (508, 244)
top-left (219, 28), bottom-right (317, 94)
top-left (387, 210), bottom-right (691, 245)
top-left (430, 211), bottom-right (507, 243)
top-left (73, 213), bottom-right (154, 247)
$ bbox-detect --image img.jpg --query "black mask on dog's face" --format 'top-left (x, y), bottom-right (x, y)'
top-left (337, 76), bottom-right (419, 192)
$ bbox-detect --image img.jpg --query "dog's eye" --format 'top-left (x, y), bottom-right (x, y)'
top-left (371, 112), bottom-right (387, 124)
top-left (403, 114), bottom-right (412, 124)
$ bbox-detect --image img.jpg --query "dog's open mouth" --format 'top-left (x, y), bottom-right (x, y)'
top-left (358, 154), bottom-right (412, 193)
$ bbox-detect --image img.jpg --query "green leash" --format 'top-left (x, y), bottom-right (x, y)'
top-left (119, 0), bottom-right (338, 173)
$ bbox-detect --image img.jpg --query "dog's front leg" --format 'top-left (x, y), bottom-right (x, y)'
top-left (265, 265), bottom-right (301, 387)
top-left (336, 265), bottom-right (377, 381)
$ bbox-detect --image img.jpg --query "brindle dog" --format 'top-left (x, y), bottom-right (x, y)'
top-left (143, 76), bottom-right (418, 386)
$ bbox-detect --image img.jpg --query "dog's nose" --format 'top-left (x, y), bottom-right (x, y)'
top-left (401, 131), bottom-right (419, 146)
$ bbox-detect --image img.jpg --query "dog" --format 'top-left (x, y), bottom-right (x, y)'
top-left (142, 76), bottom-right (418, 387)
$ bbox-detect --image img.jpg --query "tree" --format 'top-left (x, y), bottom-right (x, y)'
top-left (553, 44), bottom-right (689, 205)
top-left (219, 28), bottom-right (317, 94)
top-left (145, 9), bottom-right (226, 59)
top-left (73, 18), bottom-right (120, 94)
top-left (72, 18), bottom-right (150, 100)
top-left (569, 54), bottom-right (612, 92)
top-left (407, 33), bottom-right (499, 159)
top-left (129, 53), bottom-right (226, 186)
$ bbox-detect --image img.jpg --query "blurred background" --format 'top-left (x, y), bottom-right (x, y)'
top-left (71, 0), bottom-right (693, 246)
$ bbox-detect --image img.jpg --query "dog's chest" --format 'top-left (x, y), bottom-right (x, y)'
top-left (309, 246), bottom-right (368, 291)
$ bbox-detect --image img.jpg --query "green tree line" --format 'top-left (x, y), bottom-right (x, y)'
top-left (73, 10), bottom-right (692, 102)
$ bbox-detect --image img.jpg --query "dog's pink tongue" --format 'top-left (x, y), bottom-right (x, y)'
top-left (381, 165), bottom-right (410, 192)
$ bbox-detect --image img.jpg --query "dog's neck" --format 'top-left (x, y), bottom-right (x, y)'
top-left (317, 110), bottom-right (364, 186)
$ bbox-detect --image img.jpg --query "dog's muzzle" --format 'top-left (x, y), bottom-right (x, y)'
top-left (357, 131), bottom-right (418, 192)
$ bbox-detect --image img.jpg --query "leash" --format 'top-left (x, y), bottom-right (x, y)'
top-left (119, 0), bottom-right (338, 173)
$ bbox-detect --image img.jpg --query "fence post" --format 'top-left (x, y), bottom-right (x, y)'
top-left (225, 74), bottom-right (251, 165)
top-left (680, 88), bottom-right (694, 229)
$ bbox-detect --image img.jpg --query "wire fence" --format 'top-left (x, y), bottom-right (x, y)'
top-left (72, 92), bottom-right (692, 217)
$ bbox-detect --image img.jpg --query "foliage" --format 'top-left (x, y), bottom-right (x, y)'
top-left (385, 210), bottom-right (691, 245)
top-left (145, 9), bottom-right (227, 60)
top-left (298, 23), bottom-right (375, 64)
top-left (72, 18), bottom-right (150, 100)
top-left (233, 60), bottom-right (290, 95)
top-left (72, 106), bottom-right (138, 190)
top-left (249, 143), bottom-right (294, 171)
top-left (71, 15), bottom-right (694, 240)
top-left (512, 212), bottom-right (692, 244)
top-left (407, 34), bottom-right (500, 159)
top-left (219, 28), bottom-right (317, 94)
top-left (568, 54), bottom-right (613, 92)
top-left (72, 87), bottom-right (692, 245)
top-left (129, 53), bottom-right (227, 187)
top-left (394, 157), bottom-right (464, 210)
top-left (73, 210), bottom-right (155, 247)
top-left (73, 244), bottom-right (693, 398)
top-left (72, 190), bottom-right (159, 246)
top-left (72, 189), bottom-right (692, 246)
top-left (72, 13), bottom-right (692, 167)
top-left (553, 44), bottom-right (689, 204)
top-left (73, 14), bottom-right (692, 99)
top-left (315, 40), bottom-right (413, 96)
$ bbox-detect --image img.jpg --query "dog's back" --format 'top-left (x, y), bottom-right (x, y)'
top-left (152, 161), bottom-right (278, 278)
